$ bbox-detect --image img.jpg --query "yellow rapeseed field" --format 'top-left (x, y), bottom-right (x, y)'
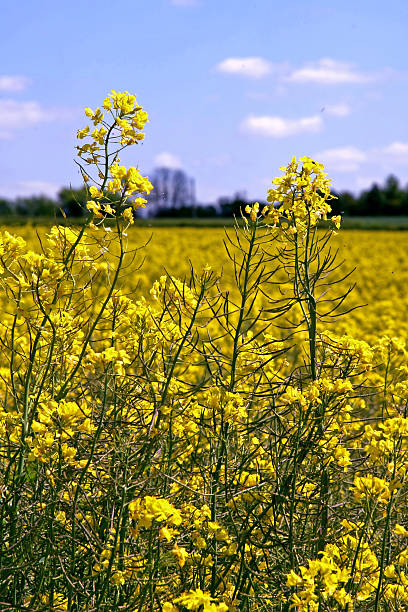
top-left (12, 224), bottom-right (408, 343)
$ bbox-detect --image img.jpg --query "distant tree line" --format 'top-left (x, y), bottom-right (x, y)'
top-left (147, 171), bottom-right (408, 218)
top-left (0, 187), bottom-right (89, 218)
top-left (333, 175), bottom-right (408, 216)
top-left (0, 187), bottom-right (123, 218)
top-left (1, 171), bottom-right (408, 218)
top-left (149, 172), bottom-right (408, 218)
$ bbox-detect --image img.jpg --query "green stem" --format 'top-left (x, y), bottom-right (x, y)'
top-left (230, 221), bottom-right (257, 392)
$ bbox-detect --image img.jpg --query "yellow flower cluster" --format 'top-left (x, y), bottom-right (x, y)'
top-left (76, 90), bottom-right (153, 226)
top-left (80, 89), bottom-right (148, 150)
top-left (267, 156), bottom-right (337, 226)
top-left (129, 496), bottom-right (183, 529)
top-left (243, 156), bottom-right (341, 233)
top-left (172, 588), bottom-right (228, 611)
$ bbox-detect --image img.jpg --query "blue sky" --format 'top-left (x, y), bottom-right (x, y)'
top-left (1, 0), bottom-right (408, 203)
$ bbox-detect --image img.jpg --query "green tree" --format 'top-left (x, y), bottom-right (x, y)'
top-left (57, 187), bottom-right (89, 217)
top-left (0, 198), bottom-right (11, 216)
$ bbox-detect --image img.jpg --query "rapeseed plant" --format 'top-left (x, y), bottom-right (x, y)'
top-left (0, 90), bottom-right (407, 611)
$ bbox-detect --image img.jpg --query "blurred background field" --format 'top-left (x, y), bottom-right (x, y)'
top-left (5, 222), bottom-right (408, 345)
top-left (2, 215), bottom-right (408, 230)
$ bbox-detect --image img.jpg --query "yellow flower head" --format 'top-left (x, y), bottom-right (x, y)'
top-left (265, 156), bottom-right (337, 232)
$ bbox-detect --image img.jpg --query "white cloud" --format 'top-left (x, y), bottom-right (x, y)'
top-left (313, 141), bottom-right (408, 174)
top-left (380, 141), bottom-right (408, 163)
top-left (0, 99), bottom-right (48, 131)
top-left (217, 57), bottom-right (390, 86)
top-left (314, 146), bottom-right (367, 172)
top-left (216, 57), bottom-right (273, 79)
top-left (0, 181), bottom-right (60, 199)
top-left (0, 75), bottom-right (30, 92)
top-left (286, 58), bottom-right (371, 85)
top-left (0, 99), bottom-right (76, 138)
top-left (242, 114), bottom-right (322, 138)
top-left (154, 152), bottom-right (182, 169)
top-left (323, 103), bottom-right (351, 117)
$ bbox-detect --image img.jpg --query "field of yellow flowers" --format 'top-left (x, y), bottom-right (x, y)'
top-left (12, 225), bottom-right (408, 345)
top-left (1, 90), bottom-right (408, 612)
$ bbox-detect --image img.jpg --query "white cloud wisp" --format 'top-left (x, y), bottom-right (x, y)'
top-left (242, 114), bottom-right (322, 138)
top-left (216, 57), bottom-right (273, 79)
top-left (154, 152), bottom-right (182, 169)
top-left (314, 146), bottom-right (367, 172)
top-left (286, 59), bottom-right (371, 85)
top-left (0, 99), bottom-right (77, 139)
top-left (0, 75), bottom-right (30, 92)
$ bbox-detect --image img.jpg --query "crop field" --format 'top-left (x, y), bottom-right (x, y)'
top-left (2, 90), bottom-right (408, 612)
top-left (11, 224), bottom-right (408, 344)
